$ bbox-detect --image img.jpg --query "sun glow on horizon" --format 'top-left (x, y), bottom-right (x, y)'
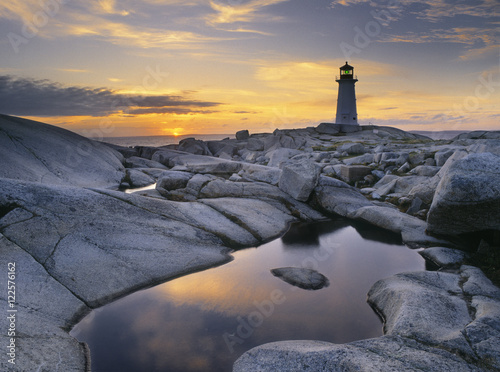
top-left (162, 126), bottom-right (185, 137)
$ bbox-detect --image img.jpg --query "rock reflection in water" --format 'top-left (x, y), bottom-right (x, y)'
top-left (71, 219), bottom-right (424, 372)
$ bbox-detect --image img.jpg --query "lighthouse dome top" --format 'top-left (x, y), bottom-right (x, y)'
top-left (340, 61), bottom-right (354, 70)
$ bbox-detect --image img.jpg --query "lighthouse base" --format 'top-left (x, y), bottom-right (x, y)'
top-left (316, 123), bottom-right (361, 135)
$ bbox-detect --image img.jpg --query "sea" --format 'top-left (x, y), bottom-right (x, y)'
top-left (96, 134), bottom-right (233, 148)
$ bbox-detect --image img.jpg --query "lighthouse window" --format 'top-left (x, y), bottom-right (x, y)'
top-left (353, 117), bottom-right (356, 120)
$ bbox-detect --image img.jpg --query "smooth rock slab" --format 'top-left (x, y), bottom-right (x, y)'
top-left (368, 271), bottom-right (473, 355)
top-left (199, 197), bottom-right (295, 242)
top-left (233, 336), bottom-right (483, 372)
top-left (0, 114), bottom-right (125, 188)
top-left (0, 234), bottom-right (89, 371)
top-left (348, 205), bottom-right (449, 247)
top-left (170, 154), bottom-right (243, 174)
top-left (271, 267), bottom-right (329, 290)
top-left (0, 178), bottom-right (235, 307)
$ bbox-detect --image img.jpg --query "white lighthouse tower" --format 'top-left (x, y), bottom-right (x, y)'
top-left (335, 61), bottom-right (358, 126)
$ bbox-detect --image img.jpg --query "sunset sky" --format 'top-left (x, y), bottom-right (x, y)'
top-left (0, 0), bottom-right (498, 137)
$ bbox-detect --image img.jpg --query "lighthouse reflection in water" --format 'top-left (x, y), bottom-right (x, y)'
top-left (71, 219), bottom-right (425, 372)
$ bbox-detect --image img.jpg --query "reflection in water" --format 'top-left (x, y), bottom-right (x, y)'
top-left (71, 219), bottom-right (424, 372)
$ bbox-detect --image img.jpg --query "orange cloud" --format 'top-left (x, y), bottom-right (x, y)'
top-left (207, 0), bottom-right (289, 25)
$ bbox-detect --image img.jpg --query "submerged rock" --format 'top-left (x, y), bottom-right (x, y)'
top-left (271, 267), bottom-right (329, 290)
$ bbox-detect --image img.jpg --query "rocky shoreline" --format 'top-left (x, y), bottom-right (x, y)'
top-left (0, 114), bottom-right (499, 371)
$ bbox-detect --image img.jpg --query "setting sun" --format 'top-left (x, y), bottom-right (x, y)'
top-left (161, 126), bottom-right (185, 137)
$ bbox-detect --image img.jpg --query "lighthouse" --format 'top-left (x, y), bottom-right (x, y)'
top-left (335, 61), bottom-right (358, 126)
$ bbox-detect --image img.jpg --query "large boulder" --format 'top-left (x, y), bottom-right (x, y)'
top-left (177, 137), bottom-right (212, 156)
top-left (266, 148), bottom-right (302, 168)
top-left (156, 171), bottom-right (194, 196)
top-left (125, 169), bottom-right (155, 188)
top-left (340, 165), bottom-right (371, 183)
top-left (0, 114), bottom-right (125, 187)
top-left (427, 152), bottom-right (500, 236)
top-left (150, 149), bottom-right (190, 166)
top-left (374, 175), bottom-right (429, 197)
top-left (236, 129), bottom-right (250, 140)
top-left (247, 137), bottom-right (265, 151)
top-left (434, 149), bottom-right (455, 166)
top-left (338, 142), bottom-right (365, 155)
top-left (278, 160), bottom-right (321, 201)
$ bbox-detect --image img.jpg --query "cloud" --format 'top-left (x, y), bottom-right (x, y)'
top-left (330, 0), bottom-right (498, 60)
top-left (0, 75), bottom-right (221, 117)
top-left (90, 0), bottom-right (131, 16)
top-left (381, 27), bottom-right (499, 59)
top-left (329, 0), bottom-right (498, 21)
top-left (206, 0), bottom-right (289, 26)
top-left (62, 13), bottom-right (223, 49)
top-left (55, 68), bottom-right (90, 73)
top-left (0, 1), bottom-right (230, 50)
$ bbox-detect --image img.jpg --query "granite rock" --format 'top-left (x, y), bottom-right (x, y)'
top-left (271, 267), bottom-right (329, 290)
top-left (427, 152), bottom-right (500, 235)
top-left (278, 159), bottom-right (321, 201)
top-left (0, 114), bottom-right (125, 188)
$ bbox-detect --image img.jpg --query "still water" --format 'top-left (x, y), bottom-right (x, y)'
top-left (71, 219), bottom-right (425, 372)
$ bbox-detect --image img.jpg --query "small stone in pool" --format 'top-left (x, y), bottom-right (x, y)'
top-left (271, 267), bottom-right (329, 290)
